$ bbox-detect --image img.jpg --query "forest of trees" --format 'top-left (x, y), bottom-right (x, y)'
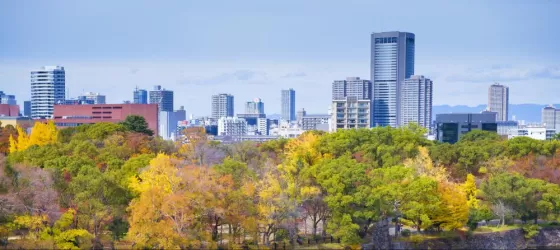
top-left (0, 117), bottom-right (560, 249)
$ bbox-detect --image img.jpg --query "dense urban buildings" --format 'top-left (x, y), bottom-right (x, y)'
top-left (435, 113), bottom-right (498, 144)
top-left (245, 98), bottom-right (265, 114)
top-left (399, 75), bottom-right (433, 129)
top-left (488, 83), bottom-right (509, 121)
top-left (211, 93), bottom-right (234, 119)
top-left (149, 85), bottom-right (174, 112)
top-left (371, 31), bottom-right (415, 127)
top-left (217, 117), bottom-right (247, 136)
top-left (78, 92), bottom-right (106, 104)
top-left (48, 104), bottom-right (159, 135)
top-left (30, 66), bottom-right (66, 119)
top-left (133, 87), bottom-right (148, 104)
top-left (330, 77), bottom-right (372, 131)
top-left (281, 89), bottom-right (296, 121)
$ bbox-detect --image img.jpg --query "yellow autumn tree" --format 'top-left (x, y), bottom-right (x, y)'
top-left (432, 181), bottom-right (469, 230)
top-left (257, 171), bottom-right (291, 245)
top-left (464, 173), bottom-right (479, 209)
top-left (279, 132), bottom-right (322, 200)
top-left (127, 154), bottom-right (214, 249)
top-left (405, 146), bottom-right (448, 182)
top-left (28, 120), bottom-right (58, 147)
top-left (9, 121), bottom-right (57, 152)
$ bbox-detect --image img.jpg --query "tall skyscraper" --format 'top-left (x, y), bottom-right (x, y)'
top-left (212, 93), bottom-right (234, 119)
top-left (149, 85), bottom-right (174, 112)
top-left (488, 83), bottom-right (509, 121)
top-left (31, 66), bottom-right (65, 119)
top-left (371, 31), bottom-right (415, 127)
top-left (330, 77), bottom-right (372, 131)
top-left (400, 75), bottom-right (433, 129)
top-left (245, 98), bottom-right (265, 114)
top-left (78, 92), bottom-right (106, 104)
top-left (281, 89), bottom-right (296, 121)
top-left (133, 87), bottom-right (148, 104)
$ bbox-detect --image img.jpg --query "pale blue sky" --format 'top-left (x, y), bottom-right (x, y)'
top-left (1, 0), bottom-right (559, 115)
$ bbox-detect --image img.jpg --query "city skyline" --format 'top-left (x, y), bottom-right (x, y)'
top-left (1, 1), bottom-right (560, 116)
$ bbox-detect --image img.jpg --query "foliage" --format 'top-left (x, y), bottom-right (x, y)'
top-left (120, 115), bottom-right (154, 136)
top-left (3, 123), bottom-right (560, 248)
top-left (9, 121), bottom-right (57, 153)
top-left (522, 224), bottom-right (541, 239)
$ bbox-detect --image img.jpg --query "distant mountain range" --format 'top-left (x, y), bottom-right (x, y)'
top-left (433, 104), bottom-right (560, 123)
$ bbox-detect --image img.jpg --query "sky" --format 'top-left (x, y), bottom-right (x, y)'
top-left (1, 0), bottom-right (559, 116)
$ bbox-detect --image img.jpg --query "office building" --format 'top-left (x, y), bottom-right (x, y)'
top-left (371, 31), bottom-right (415, 127)
top-left (23, 101), bottom-right (31, 117)
top-left (301, 114), bottom-right (330, 131)
top-left (30, 66), bottom-right (66, 119)
top-left (175, 106), bottom-right (186, 121)
top-left (218, 117), bottom-right (247, 136)
top-left (400, 75), bottom-right (433, 129)
top-left (332, 77), bottom-right (372, 100)
top-left (330, 77), bottom-right (372, 131)
top-left (159, 111), bottom-right (179, 141)
top-left (133, 87), bottom-right (148, 104)
top-left (245, 98), bottom-right (265, 115)
top-left (44, 104), bottom-right (159, 135)
top-left (0, 104), bottom-right (19, 116)
top-left (542, 105), bottom-right (560, 131)
top-left (435, 113), bottom-right (498, 144)
top-left (488, 83), bottom-right (509, 121)
top-left (78, 92), bottom-right (106, 104)
top-left (0, 91), bottom-right (16, 105)
top-left (508, 126), bottom-right (555, 140)
top-left (149, 85), bottom-right (174, 112)
top-left (296, 108), bottom-right (307, 126)
top-left (212, 93), bottom-right (234, 119)
top-left (59, 99), bottom-right (95, 105)
top-left (281, 89), bottom-right (296, 121)
top-left (497, 121), bottom-right (519, 136)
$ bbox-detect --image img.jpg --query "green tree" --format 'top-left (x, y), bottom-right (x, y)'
top-left (121, 115), bottom-right (153, 136)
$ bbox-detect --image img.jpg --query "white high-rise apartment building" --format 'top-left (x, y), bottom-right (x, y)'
top-left (218, 117), bottom-right (247, 136)
top-left (330, 77), bottom-right (372, 131)
top-left (212, 93), bottom-right (234, 119)
top-left (31, 66), bottom-right (65, 119)
top-left (400, 75), bottom-right (433, 129)
top-left (488, 83), bottom-right (509, 121)
top-left (371, 32), bottom-right (415, 127)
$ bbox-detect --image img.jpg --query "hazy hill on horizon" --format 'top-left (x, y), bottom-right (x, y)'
top-left (433, 104), bottom-right (560, 123)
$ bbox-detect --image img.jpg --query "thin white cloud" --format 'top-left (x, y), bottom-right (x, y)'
top-left (446, 65), bottom-right (560, 83)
